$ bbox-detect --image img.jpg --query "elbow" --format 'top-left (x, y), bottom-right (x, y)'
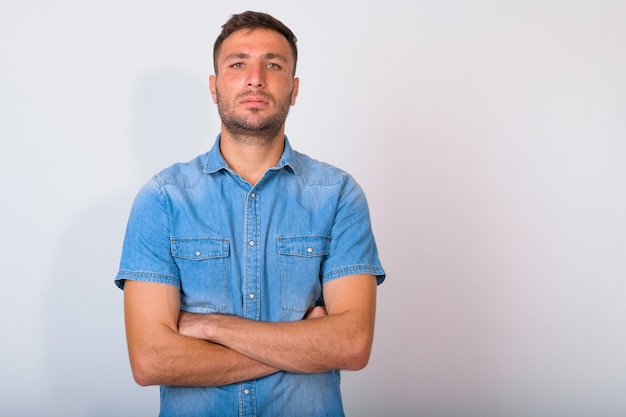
top-left (344, 349), bottom-right (371, 371)
top-left (129, 352), bottom-right (160, 387)
top-left (132, 369), bottom-right (155, 387)
top-left (337, 321), bottom-right (375, 371)
top-left (342, 339), bottom-right (373, 371)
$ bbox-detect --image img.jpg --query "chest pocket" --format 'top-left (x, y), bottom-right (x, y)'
top-left (171, 237), bottom-right (229, 312)
top-left (278, 235), bottom-right (330, 312)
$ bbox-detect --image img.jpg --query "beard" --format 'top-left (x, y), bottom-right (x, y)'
top-left (216, 88), bottom-right (293, 145)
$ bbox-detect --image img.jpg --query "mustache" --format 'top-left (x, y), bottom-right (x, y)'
top-left (239, 90), bottom-right (273, 100)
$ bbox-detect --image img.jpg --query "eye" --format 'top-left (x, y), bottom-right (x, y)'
top-left (267, 63), bottom-right (282, 70)
top-left (230, 62), bottom-right (244, 69)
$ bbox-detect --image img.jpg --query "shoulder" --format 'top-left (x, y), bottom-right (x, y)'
top-left (291, 150), bottom-right (352, 187)
top-left (151, 152), bottom-right (210, 189)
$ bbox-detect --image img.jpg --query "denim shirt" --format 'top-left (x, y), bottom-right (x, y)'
top-left (115, 135), bottom-right (386, 417)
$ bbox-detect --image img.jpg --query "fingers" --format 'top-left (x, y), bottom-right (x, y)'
top-left (303, 306), bottom-right (328, 320)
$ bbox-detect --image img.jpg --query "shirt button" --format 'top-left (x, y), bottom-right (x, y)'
top-left (249, 240), bottom-right (255, 247)
top-left (306, 247), bottom-right (313, 254)
top-left (243, 389), bottom-right (250, 395)
top-left (250, 192), bottom-right (256, 198)
top-left (195, 251), bottom-right (201, 256)
top-left (249, 293), bottom-right (255, 299)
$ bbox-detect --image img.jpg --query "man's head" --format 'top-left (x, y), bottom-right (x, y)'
top-left (213, 11), bottom-right (298, 76)
top-left (210, 11), bottom-right (300, 143)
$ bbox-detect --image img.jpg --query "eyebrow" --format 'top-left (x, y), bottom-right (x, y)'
top-left (223, 52), bottom-right (289, 63)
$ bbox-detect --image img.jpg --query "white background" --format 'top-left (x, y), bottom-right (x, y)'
top-left (2, 1), bottom-right (625, 416)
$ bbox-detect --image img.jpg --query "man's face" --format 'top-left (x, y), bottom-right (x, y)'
top-left (211, 28), bottom-right (299, 141)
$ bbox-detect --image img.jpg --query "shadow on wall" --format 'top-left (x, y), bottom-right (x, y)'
top-left (43, 69), bottom-right (211, 416)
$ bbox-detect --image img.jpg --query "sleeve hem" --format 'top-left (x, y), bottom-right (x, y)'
top-left (322, 265), bottom-right (386, 285)
top-left (114, 270), bottom-right (181, 290)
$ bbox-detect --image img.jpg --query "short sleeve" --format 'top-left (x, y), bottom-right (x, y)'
top-left (321, 176), bottom-right (385, 285)
top-left (115, 178), bottom-right (180, 290)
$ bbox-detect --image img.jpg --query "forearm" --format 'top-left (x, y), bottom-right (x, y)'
top-left (176, 274), bottom-right (377, 375)
top-left (204, 312), bottom-right (373, 373)
top-left (128, 326), bottom-right (278, 387)
top-left (123, 280), bottom-right (278, 387)
top-left (219, 275), bottom-right (377, 373)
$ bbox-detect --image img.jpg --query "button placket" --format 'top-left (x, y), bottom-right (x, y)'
top-left (244, 187), bottom-right (261, 321)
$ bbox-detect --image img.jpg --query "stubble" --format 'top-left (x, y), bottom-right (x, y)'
top-left (216, 88), bottom-right (293, 145)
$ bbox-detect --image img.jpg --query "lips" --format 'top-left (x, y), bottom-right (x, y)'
top-left (243, 96), bottom-right (267, 104)
top-left (240, 91), bottom-right (271, 105)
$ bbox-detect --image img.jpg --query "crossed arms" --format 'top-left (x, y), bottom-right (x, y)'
top-left (124, 273), bottom-right (377, 387)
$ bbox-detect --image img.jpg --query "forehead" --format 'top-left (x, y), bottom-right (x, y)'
top-left (218, 28), bottom-right (294, 63)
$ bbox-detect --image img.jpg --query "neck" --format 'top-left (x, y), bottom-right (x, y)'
top-left (219, 127), bottom-right (285, 185)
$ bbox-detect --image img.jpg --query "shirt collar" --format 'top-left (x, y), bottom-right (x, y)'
top-left (204, 134), bottom-right (300, 175)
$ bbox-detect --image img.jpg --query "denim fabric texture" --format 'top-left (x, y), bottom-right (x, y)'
top-left (116, 135), bottom-right (386, 417)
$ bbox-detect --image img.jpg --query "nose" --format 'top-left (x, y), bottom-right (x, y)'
top-left (246, 63), bottom-right (265, 88)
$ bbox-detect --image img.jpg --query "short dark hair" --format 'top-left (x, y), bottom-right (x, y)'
top-left (213, 11), bottom-right (298, 75)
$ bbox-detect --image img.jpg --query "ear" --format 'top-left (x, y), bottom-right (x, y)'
top-left (209, 75), bottom-right (218, 104)
top-left (290, 77), bottom-right (300, 106)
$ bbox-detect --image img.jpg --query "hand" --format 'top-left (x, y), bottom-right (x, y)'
top-left (303, 305), bottom-right (328, 320)
top-left (178, 311), bottom-right (213, 340)
top-left (179, 306), bottom-right (327, 342)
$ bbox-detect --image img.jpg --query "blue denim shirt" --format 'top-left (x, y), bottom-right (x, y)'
top-left (116, 135), bottom-right (385, 417)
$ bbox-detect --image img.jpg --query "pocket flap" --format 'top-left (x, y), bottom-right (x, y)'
top-left (277, 235), bottom-right (330, 257)
top-left (171, 237), bottom-right (229, 260)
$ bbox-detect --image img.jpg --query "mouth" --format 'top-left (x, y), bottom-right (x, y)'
top-left (240, 98), bottom-right (270, 112)
top-left (240, 91), bottom-right (271, 106)
top-left (242, 97), bottom-right (268, 104)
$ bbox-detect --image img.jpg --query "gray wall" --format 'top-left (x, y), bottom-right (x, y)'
top-left (1, 1), bottom-right (625, 416)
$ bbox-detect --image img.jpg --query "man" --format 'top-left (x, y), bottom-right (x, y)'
top-left (116, 10), bottom-right (385, 417)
